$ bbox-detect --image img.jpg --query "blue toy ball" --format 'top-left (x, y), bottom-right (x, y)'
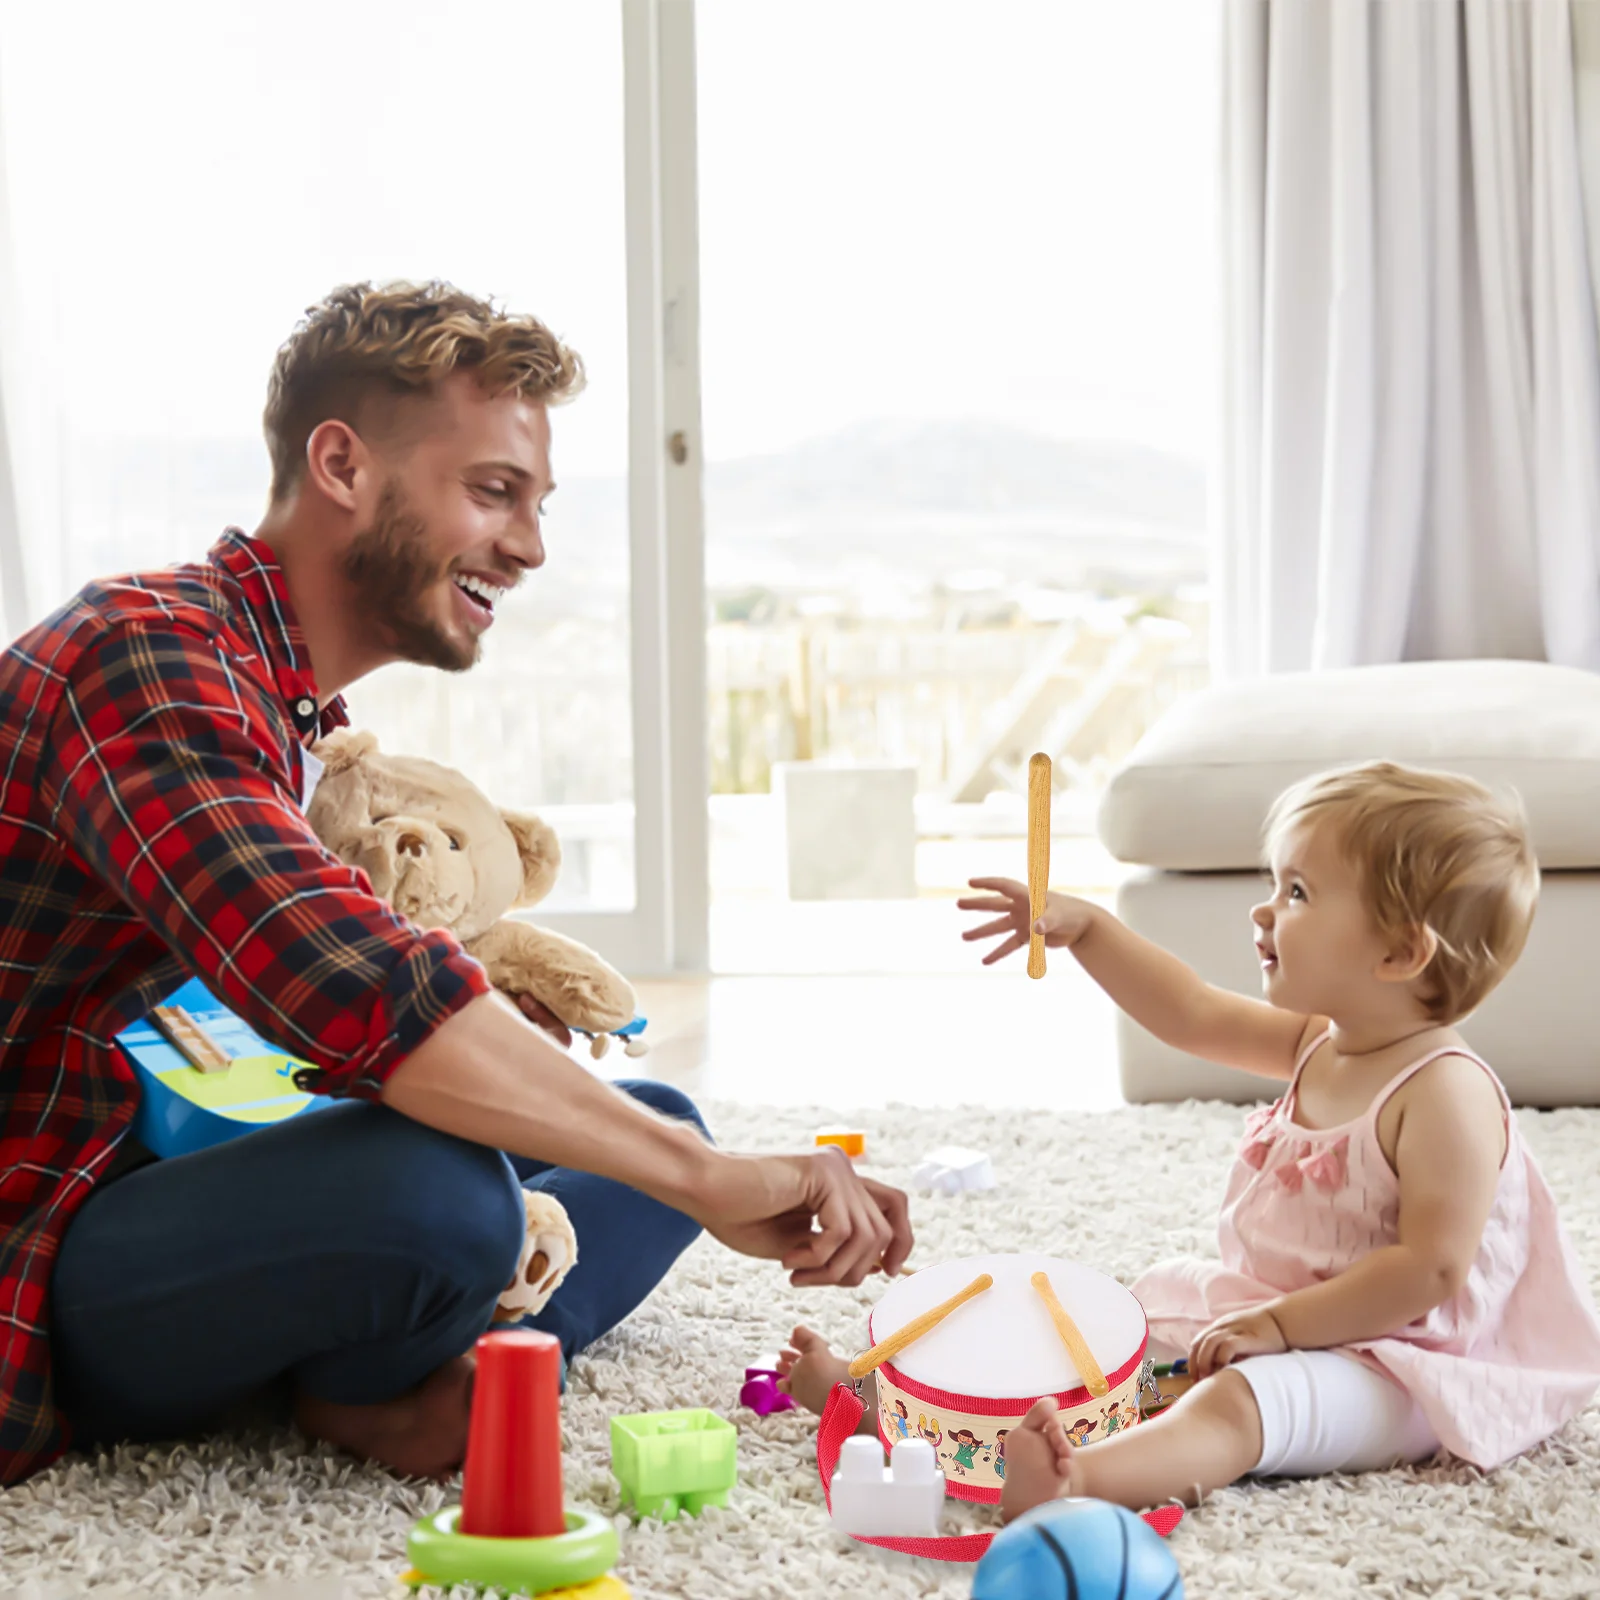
top-left (971, 1499), bottom-right (1183, 1600)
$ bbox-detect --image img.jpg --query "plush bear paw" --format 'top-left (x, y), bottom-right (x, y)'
top-left (492, 1189), bottom-right (578, 1323)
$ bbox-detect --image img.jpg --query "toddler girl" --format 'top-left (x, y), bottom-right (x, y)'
top-left (778, 762), bottom-right (1600, 1521)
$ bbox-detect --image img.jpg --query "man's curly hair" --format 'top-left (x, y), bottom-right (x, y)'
top-left (263, 280), bottom-right (585, 503)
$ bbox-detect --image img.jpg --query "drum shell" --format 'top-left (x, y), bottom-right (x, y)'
top-left (870, 1338), bottom-right (1148, 1505)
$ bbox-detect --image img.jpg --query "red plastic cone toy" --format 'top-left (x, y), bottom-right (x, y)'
top-left (460, 1328), bottom-right (566, 1540)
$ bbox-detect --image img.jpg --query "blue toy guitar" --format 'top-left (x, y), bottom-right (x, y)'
top-left (116, 978), bottom-right (333, 1158)
top-left (118, 980), bottom-right (652, 1158)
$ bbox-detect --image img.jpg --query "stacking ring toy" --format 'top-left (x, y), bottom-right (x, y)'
top-left (402, 1329), bottom-right (631, 1596)
top-left (407, 1505), bottom-right (617, 1591)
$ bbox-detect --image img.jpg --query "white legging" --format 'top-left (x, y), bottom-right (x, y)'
top-left (1155, 1343), bottom-right (1441, 1476)
top-left (1234, 1350), bottom-right (1440, 1476)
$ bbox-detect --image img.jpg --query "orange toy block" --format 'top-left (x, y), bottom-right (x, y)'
top-left (815, 1128), bottom-right (866, 1159)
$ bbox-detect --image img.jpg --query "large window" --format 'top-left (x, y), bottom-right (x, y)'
top-left (0, 2), bottom-right (1216, 976)
top-left (695, 1), bottom-right (1217, 970)
top-left (0, 0), bottom-right (635, 913)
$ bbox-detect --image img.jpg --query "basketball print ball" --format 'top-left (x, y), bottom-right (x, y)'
top-left (970, 1498), bottom-right (1183, 1600)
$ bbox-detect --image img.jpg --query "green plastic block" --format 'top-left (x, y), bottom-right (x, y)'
top-left (610, 1408), bottom-right (738, 1521)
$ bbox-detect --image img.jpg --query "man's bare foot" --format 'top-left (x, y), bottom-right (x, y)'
top-left (294, 1353), bottom-right (475, 1480)
top-left (1000, 1398), bottom-right (1078, 1523)
top-left (775, 1326), bottom-right (853, 1416)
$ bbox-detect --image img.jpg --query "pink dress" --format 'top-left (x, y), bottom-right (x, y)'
top-left (1132, 1033), bottom-right (1600, 1469)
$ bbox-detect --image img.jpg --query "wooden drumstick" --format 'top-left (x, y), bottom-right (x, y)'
top-left (847, 1273), bottom-right (994, 1381)
top-left (1027, 752), bottom-right (1052, 979)
top-left (1030, 1270), bottom-right (1109, 1397)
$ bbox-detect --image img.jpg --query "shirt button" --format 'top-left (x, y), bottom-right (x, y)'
top-left (296, 698), bottom-right (315, 718)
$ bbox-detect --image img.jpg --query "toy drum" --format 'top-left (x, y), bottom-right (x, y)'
top-left (865, 1252), bottom-right (1148, 1505)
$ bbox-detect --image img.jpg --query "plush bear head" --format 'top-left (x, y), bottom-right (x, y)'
top-left (305, 729), bottom-right (560, 943)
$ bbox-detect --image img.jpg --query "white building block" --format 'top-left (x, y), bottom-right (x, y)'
top-left (772, 761), bottom-right (917, 900)
top-left (913, 1146), bottom-right (997, 1195)
top-left (830, 1437), bottom-right (945, 1538)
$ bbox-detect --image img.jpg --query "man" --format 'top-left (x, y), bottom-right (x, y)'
top-left (0, 281), bottom-right (911, 1486)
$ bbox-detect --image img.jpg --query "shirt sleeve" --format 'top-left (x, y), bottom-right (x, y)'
top-left (39, 618), bottom-right (492, 1099)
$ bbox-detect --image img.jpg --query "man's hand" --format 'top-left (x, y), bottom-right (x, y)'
top-left (957, 877), bottom-right (1097, 966)
top-left (688, 1145), bottom-right (914, 1288)
top-left (1189, 1305), bottom-right (1289, 1379)
top-left (513, 994), bottom-right (573, 1050)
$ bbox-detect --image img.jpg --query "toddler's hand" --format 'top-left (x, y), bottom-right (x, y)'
top-left (958, 878), bottom-right (1095, 965)
top-left (1189, 1306), bottom-right (1289, 1379)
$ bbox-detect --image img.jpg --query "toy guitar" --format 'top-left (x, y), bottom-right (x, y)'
top-left (119, 980), bottom-right (654, 1158)
top-left (116, 977), bottom-right (333, 1158)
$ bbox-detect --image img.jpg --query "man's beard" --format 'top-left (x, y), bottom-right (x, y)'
top-left (340, 479), bottom-right (479, 673)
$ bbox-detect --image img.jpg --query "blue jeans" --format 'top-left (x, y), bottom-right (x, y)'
top-left (51, 1081), bottom-right (707, 1446)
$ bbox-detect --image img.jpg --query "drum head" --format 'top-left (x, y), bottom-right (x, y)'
top-left (870, 1252), bottom-right (1145, 1399)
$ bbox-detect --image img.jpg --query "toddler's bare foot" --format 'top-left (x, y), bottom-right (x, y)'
top-left (776, 1325), bottom-right (853, 1416)
top-left (1000, 1398), bottom-right (1078, 1523)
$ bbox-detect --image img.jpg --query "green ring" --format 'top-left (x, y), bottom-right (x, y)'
top-left (407, 1505), bottom-right (617, 1593)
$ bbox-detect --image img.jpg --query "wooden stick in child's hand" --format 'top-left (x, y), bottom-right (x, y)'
top-left (847, 1273), bottom-right (994, 1381)
top-left (1031, 1270), bottom-right (1109, 1396)
top-left (1027, 752), bottom-right (1052, 979)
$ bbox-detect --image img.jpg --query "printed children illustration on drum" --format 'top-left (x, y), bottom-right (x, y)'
top-left (917, 1413), bottom-right (943, 1450)
top-left (1065, 1417), bottom-right (1097, 1448)
top-left (886, 1399), bottom-right (912, 1440)
top-left (991, 1428), bottom-right (1010, 1481)
top-left (945, 1428), bottom-right (985, 1477)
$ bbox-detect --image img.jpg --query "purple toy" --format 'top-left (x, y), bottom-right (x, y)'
top-left (739, 1368), bottom-right (796, 1416)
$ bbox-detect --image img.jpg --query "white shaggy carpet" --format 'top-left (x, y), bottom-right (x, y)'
top-left (4, 1099), bottom-right (1599, 1600)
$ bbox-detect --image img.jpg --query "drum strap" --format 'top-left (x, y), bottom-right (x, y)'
top-left (815, 1382), bottom-right (1183, 1563)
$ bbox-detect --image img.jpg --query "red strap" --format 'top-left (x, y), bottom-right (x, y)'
top-left (816, 1383), bottom-right (1183, 1563)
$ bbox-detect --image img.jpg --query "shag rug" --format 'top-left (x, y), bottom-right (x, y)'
top-left (4, 1099), bottom-right (1598, 1600)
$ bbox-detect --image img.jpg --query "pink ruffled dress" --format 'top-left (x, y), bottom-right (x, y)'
top-left (1132, 1033), bottom-right (1600, 1469)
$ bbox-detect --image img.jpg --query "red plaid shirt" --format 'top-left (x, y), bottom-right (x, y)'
top-left (0, 529), bottom-right (492, 1484)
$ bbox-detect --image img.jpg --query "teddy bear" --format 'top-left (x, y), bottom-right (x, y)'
top-left (305, 727), bottom-right (648, 1320)
top-left (305, 728), bottom-right (647, 1058)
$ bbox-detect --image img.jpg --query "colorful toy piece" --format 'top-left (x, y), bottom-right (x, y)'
top-left (403, 1329), bottom-right (630, 1597)
top-left (971, 1498), bottom-right (1183, 1598)
top-left (1140, 1357), bottom-right (1191, 1418)
top-left (830, 1437), bottom-right (944, 1538)
top-left (577, 1015), bottom-right (650, 1061)
top-left (118, 977), bottom-right (336, 1157)
top-left (815, 1127), bottom-right (866, 1158)
top-left (610, 1409), bottom-right (738, 1521)
top-left (913, 1145), bottom-right (997, 1195)
top-left (738, 1367), bottom-right (796, 1416)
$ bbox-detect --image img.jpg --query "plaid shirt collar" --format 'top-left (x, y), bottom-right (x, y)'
top-left (208, 527), bottom-right (349, 742)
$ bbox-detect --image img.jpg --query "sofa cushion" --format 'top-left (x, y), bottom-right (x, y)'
top-left (1098, 659), bottom-right (1600, 870)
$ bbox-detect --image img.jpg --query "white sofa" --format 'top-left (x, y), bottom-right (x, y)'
top-left (1095, 660), bottom-right (1600, 1106)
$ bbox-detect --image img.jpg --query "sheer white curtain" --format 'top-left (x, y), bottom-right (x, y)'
top-left (1216, 0), bottom-right (1600, 678)
top-left (0, 69), bottom-right (31, 641)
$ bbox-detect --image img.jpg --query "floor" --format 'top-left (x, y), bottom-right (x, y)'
top-left (631, 961), bottom-right (1126, 1114)
top-left (18, 1097), bottom-right (1597, 1599)
top-left (632, 837), bottom-right (1133, 1114)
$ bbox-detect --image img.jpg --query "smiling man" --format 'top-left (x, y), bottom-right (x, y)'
top-left (0, 282), bottom-right (911, 1487)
